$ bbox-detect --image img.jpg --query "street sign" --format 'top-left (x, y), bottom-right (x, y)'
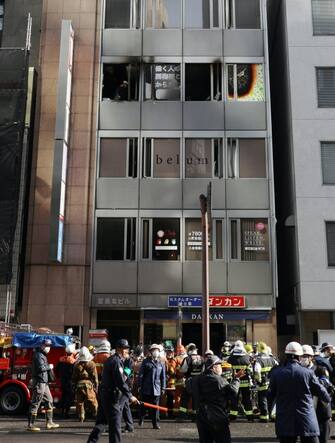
top-left (168, 296), bottom-right (246, 308)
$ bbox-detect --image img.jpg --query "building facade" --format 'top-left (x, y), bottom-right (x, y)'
top-left (269, 0), bottom-right (335, 345)
top-left (16, 0), bottom-right (277, 352)
top-left (92, 0), bottom-right (277, 352)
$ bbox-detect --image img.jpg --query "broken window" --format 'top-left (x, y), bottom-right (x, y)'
top-left (145, 0), bottom-right (181, 28)
top-left (99, 138), bottom-right (138, 178)
top-left (185, 0), bottom-right (220, 29)
top-left (105, 0), bottom-right (141, 29)
top-left (185, 63), bottom-right (222, 101)
top-left (185, 139), bottom-right (223, 178)
top-left (227, 138), bottom-right (266, 178)
top-left (226, 0), bottom-right (261, 29)
top-left (144, 64), bottom-right (181, 100)
top-left (227, 63), bottom-right (264, 101)
top-left (143, 139), bottom-right (180, 178)
top-left (102, 64), bottom-right (139, 101)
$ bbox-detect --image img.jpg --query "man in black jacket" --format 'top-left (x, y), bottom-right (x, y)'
top-left (191, 355), bottom-right (244, 443)
top-left (27, 338), bottom-right (59, 432)
top-left (87, 339), bottom-right (139, 443)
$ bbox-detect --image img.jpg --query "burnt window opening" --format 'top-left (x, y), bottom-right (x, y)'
top-left (185, 64), bottom-right (221, 101)
top-left (144, 64), bottom-right (181, 101)
top-left (102, 64), bottom-right (139, 101)
top-left (227, 63), bottom-right (264, 101)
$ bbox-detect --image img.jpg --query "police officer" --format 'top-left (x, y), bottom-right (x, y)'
top-left (253, 341), bottom-right (277, 422)
top-left (87, 339), bottom-right (138, 443)
top-left (27, 338), bottom-right (59, 432)
top-left (190, 355), bottom-right (244, 443)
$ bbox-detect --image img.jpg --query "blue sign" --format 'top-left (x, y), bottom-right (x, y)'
top-left (168, 296), bottom-right (202, 308)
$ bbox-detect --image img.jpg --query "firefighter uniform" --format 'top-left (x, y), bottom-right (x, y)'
top-left (228, 341), bottom-right (253, 420)
top-left (72, 347), bottom-right (98, 422)
top-left (93, 341), bottom-right (111, 381)
top-left (57, 344), bottom-right (77, 418)
top-left (165, 347), bottom-right (178, 417)
top-left (254, 346), bottom-right (277, 422)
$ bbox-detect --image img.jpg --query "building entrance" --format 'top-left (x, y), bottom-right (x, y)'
top-left (96, 310), bottom-right (140, 348)
top-left (182, 323), bottom-right (226, 355)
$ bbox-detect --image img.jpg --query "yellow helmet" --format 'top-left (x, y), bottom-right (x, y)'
top-left (257, 341), bottom-right (268, 354)
top-left (245, 344), bottom-right (253, 354)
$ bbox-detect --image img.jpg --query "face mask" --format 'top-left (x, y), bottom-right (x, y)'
top-left (152, 350), bottom-right (160, 359)
top-left (43, 347), bottom-right (51, 354)
top-left (300, 357), bottom-right (310, 367)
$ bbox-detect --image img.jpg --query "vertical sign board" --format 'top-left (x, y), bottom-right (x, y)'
top-left (49, 21), bottom-right (74, 262)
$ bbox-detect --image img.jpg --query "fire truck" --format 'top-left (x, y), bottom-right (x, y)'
top-left (0, 322), bottom-right (79, 414)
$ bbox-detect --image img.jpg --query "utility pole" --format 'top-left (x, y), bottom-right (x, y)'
top-left (200, 183), bottom-right (211, 355)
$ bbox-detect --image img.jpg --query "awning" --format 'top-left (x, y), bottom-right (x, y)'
top-left (143, 309), bottom-right (271, 321)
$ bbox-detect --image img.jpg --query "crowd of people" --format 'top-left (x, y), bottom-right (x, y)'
top-left (26, 337), bottom-right (335, 443)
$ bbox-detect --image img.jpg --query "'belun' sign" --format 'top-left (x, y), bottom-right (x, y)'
top-left (155, 154), bottom-right (209, 166)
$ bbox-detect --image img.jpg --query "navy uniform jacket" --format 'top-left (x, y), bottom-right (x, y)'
top-left (139, 357), bottom-right (166, 396)
top-left (100, 354), bottom-right (132, 401)
top-left (269, 360), bottom-right (330, 437)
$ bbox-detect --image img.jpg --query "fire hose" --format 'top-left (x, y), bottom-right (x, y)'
top-left (138, 401), bottom-right (168, 413)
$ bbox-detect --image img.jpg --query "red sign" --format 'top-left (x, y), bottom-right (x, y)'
top-left (209, 296), bottom-right (246, 308)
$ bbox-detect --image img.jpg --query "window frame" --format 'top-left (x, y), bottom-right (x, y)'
top-left (145, 0), bottom-right (182, 29)
top-left (104, 0), bottom-right (141, 29)
top-left (229, 218), bottom-right (270, 262)
top-left (101, 63), bottom-right (140, 102)
top-left (325, 221), bottom-right (335, 267)
top-left (311, 0), bottom-right (335, 36)
top-left (224, 0), bottom-right (262, 30)
top-left (0, 0), bottom-right (4, 45)
top-left (184, 138), bottom-right (223, 179)
top-left (227, 137), bottom-right (267, 179)
top-left (98, 137), bottom-right (139, 179)
top-left (184, 0), bottom-right (223, 29)
top-left (96, 217), bottom-right (137, 261)
top-left (316, 66), bottom-right (335, 108)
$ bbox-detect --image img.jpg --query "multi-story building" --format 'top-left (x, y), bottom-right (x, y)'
top-left (17, 0), bottom-right (277, 351)
top-left (269, 0), bottom-right (335, 345)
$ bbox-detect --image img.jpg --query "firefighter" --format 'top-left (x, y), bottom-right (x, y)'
top-left (253, 341), bottom-right (278, 422)
top-left (93, 340), bottom-right (111, 381)
top-left (72, 346), bottom-right (98, 422)
top-left (57, 343), bottom-right (77, 418)
top-left (179, 343), bottom-right (204, 419)
top-left (228, 340), bottom-right (254, 421)
top-left (220, 341), bottom-right (232, 361)
top-left (174, 343), bottom-right (187, 412)
top-left (165, 345), bottom-right (178, 418)
top-left (27, 338), bottom-right (59, 432)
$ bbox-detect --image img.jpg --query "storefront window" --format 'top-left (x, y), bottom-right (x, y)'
top-left (146, 0), bottom-right (181, 28)
top-left (144, 64), bottom-right (181, 101)
top-left (227, 64), bottom-right (264, 101)
top-left (227, 321), bottom-right (246, 342)
top-left (152, 218), bottom-right (180, 260)
top-left (143, 139), bottom-right (180, 178)
top-left (144, 324), bottom-right (163, 344)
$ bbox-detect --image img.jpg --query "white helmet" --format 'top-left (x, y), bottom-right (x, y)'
top-left (77, 346), bottom-right (93, 362)
top-left (302, 345), bottom-right (314, 356)
top-left (285, 341), bottom-right (303, 356)
top-left (65, 344), bottom-right (76, 354)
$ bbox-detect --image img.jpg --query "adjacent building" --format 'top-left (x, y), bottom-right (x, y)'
top-left (269, 0), bottom-right (335, 345)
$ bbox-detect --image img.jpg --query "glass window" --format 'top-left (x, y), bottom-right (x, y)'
top-left (105, 0), bottom-right (141, 29)
top-left (185, 0), bottom-right (220, 29)
top-left (215, 219), bottom-right (223, 259)
top-left (241, 219), bottom-right (269, 261)
top-left (152, 218), bottom-right (180, 260)
top-left (326, 222), bottom-right (335, 266)
top-left (312, 0), bottom-right (335, 35)
top-left (227, 0), bottom-right (260, 29)
top-left (228, 138), bottom-right (266, 178)
top-left (99, 138), bottom-right (138, 178)
top-left (146, 0), bottom-right (181, 28)
top-left (185, 139), bottom-right (224, 178)
top-left (316, 67), bottom-right (335, 108)
top-left (0, 1), bottom-right (3, 43)
top-left (185, 218), bottom-right (213, 261)
top-left (185, 63), bottom-right (222, 101)
top-left (321, 142), bottom-right (335, 184)
top-left (143, 139), bottom-right (180, 178)
top-left (96, 218), bottom-right (136, 260)
top-left (228, 64), bottom-right (264, 101)
top-left (144, 64), bottom-right (181, 100)
top-left (102, 64), bottom-right (139, 101)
